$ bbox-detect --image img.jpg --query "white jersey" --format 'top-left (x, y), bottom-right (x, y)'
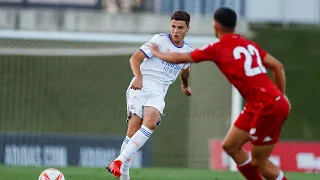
top-left (132, 33), bottom-right (194, 97)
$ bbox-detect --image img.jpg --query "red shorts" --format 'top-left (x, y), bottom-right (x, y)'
top-left (234, 96), bottom-right (290, 145)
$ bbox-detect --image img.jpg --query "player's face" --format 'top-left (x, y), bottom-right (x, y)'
top-left (170, 19), bottom-right (189, 43)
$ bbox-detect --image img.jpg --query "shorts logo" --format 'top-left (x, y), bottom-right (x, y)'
top-left (250, 128), bottom-right (256, 135)
top-left (263, 136), bottom-right (273, 142)
top-left (250, 128), bottom-right (258, 140)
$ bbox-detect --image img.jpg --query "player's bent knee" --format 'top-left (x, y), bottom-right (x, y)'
top-left (222, 126), bottom-right (251, 155)
top-left (143, 115), bottom-right (159, 130)
top-left (143, 106), bottom-right (161, 130)
top-left (251, 157), bottom-right (268, 172)
top-left (221, 141), bottom-right (240, 155)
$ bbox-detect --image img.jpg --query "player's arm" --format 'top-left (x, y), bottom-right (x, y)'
top-left (149, 42), bottom-right (193, 63)
top-left (263, 54), bottom-right (286, 94)
top-left (129, 34), bottom-right (160, 89)
top-left (154, 51), bottom-right (193, 64)
top-left (150, 43), bottom-right (217, 64)
top-left (129, 50), bottom-right (146, 89)
top-left (129, 50), bottom-right (145, 78)
top-left (180, 66), bottom-right (190, 87)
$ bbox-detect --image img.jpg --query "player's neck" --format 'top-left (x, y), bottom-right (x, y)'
top-left (173, 41), bottom-right (183, 47)
top-left (169, 34), bottom-right (184, 47)
top-left (218, 32), bottom-right (235, 39)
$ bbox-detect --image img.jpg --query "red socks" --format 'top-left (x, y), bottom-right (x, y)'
top-left (237, 163), bottom-right (263, 180)
top-left (237, 164), bottom-right (288, 180)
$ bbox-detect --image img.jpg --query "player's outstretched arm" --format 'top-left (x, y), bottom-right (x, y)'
top-left (180, 67), bottom-right (192, 96)
top-left (180, 67), bottom-right (190, 87)
top-left (150, 43), bottom-right (193, 64)
top-left (129, 50), bottom-right (146, 89)
top-left (263, 54), bottom-right (286, 94)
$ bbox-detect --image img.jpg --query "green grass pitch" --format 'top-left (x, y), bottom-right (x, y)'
top-left (0, 165), bottom-right (319, 180)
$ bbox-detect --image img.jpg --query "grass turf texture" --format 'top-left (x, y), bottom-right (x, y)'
top-left (1, 165), bottom-right (319, 180)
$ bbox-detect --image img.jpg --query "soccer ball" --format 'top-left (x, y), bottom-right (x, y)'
top-left (38, 168), bottom-right (65, 180)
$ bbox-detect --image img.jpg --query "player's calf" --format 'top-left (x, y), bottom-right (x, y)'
top-left (127, 114), bottom-right (143, 137)
top-left (111, 107), bottom-right (158, 167)
top-left (116, 114), bottom-right (142, 179)
top-left (222, 126), bottom-right (263, 180)
top-left (251, 145), bottom-right (287, 180)
top-left (251, 159), bottom-right (287, 180)
top-left (120, 136), bottom-right (133, 180)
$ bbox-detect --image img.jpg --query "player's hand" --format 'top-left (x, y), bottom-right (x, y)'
top-left (149, 43), bottom-right (159, 55)
top-left (284, 94), bottom-right (291, 110)
top-left (181, 85), bottom-right (192, 96)
top-left (130, 76), bottom-right (143, 90)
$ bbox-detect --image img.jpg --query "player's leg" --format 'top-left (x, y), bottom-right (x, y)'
top-left (119, 106), bottom-right (160, 160)
top-left (250, 135), bottom-right (287, 180)
top-left (250, 97), bottom-right (290, 180)
top-left (222, 111), bottom-right (263, 180)
top-left (222, 127), bottom-right (250, 164)
top-left (116, 95), bottom-right (163, 165)
top-left (120, 114), bottom-right (143, 180)
top-left (107, 92), bottom-right (163, 178)
top-left (106, 89), bottom-right (146, 178)
top-left (250, 145), bottom-right (285, 180)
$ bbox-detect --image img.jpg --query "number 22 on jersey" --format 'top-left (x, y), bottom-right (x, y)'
top-left (233, 44), bottom-right (267, 77)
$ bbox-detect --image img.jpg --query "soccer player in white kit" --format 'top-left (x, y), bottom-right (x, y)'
top-left (106, 11), bottom-right (194, 179)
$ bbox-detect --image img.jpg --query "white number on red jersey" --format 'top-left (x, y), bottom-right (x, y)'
top-left (233, 44), bottom-right (267, 77)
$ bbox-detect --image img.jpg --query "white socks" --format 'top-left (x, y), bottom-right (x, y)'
top-left (120, 136), bottom-right (132, 180)
top-left (116, 125), bottom-right (153, 179)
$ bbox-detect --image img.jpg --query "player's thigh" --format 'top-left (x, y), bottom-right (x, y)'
top-left (127, 113), bottom-right (143, 138)
top-left (142, 95), bottom-right (164, 128)
top-left (222, 110), bottom-right (253, 151)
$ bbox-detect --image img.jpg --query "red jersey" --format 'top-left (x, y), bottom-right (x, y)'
top-left (190, 34), bottom-right (282, 105)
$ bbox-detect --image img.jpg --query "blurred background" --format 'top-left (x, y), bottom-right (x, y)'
top-left (0, 0), bottom-right (319, 179)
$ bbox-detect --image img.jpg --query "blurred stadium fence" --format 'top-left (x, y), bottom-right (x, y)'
top-left (0, 0), bottom-right (254, 171)
top-left (0, 26), bottom-right (246, 170)
top-left (1, 0), bottom-right (320, 174)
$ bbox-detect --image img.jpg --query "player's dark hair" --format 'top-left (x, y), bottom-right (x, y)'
top-left (214, 7), bottom-right (237, 31)
top-left (171, 11), bottom-right (190, 26)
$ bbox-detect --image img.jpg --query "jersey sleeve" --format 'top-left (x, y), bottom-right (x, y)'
top-left (190, 43), bottom-right (219, 63)
top-left (252, 42), bottom-right (267, 59)
top-left (140, 34), bottom-right (161, 59)
top-left (258, 46), bottom-right (267, 59)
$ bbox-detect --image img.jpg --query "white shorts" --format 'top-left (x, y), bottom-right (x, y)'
top-left (126, 89), bottom-right (165, 125)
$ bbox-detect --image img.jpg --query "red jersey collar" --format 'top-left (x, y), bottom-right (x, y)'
top-left (220, 33), bottom-right (241, 42)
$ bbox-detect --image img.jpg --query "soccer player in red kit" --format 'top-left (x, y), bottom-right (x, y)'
top-left (150, 7), bottom-right (290, 180)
